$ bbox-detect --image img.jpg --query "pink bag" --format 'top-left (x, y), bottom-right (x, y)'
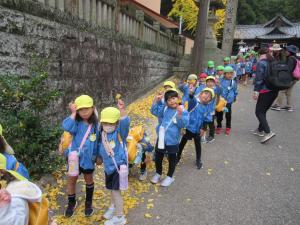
top-left (67, 125), bottom-right (92, 177)
top-left (293, 59), bottom-right (300, 80)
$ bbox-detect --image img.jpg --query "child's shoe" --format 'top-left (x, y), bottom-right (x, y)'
top-left (64, 201), bottom-right (77, 218)
top-left (196, 160), bottom-right (203, 170)
top-left (104, 215), bottom-right (127, 225)
top-left (85, 201), bottom-right (94, 217)
top-left (216, 128), bottom-right (222, 134)
top-left (150, 173), bottom-right (161, 184)
top-left (206, 136), bottom-right (215, 143)
top-left (139, 171), bottom-right (148, 181)
top-left (201, 136), bottom-right (207, 143)
top-left (160, 176), bottom-right (174, 187)
top-left (225, 128), bottom-right (231, 135)
top-left (103, 205), bottom-right (115, 220)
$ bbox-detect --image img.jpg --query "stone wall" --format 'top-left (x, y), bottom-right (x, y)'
top-left (0, 4), bottom-right (178, 118)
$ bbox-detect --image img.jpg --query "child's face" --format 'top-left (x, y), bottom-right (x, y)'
top-left (199, 92), bottom-right (212, 104)
top-left (200, 78), bottom-right (206, 83)
top-left (102, 122), bottom-right (118, 133)
top-left (224, 72), bottom-right (233, 80)
top-left (78, 107), bottom-right (94, 120)
top-left (206, 80), bottom-right (215, 89)
top-left (217, 70), bottom-right (224, 76)
top-left (167, 97), bottom-right (179, 109)
top-left (164, 85), bottom-right (172, 91)
top-left (224, 61), bottom-right (229, 65)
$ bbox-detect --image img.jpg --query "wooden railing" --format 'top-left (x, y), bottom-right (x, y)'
top-left (31, 0), bottom-right (185, 55)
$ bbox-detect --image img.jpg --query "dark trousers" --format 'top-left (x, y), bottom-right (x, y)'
top-left (177, 130), bottom-right (202, 161)
top-left (216, 103), bottom-right (232, 128)
top-left (203, 116), bottom-right (215, 138)
top-left (255, 91), bottom-right (278, 133)
top-left (155, 151), bottom-right (177, 177)
top-left (140, 152), bottom-right (146, 173)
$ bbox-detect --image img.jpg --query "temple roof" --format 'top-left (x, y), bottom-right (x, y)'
top-left (234, 15), bottom-right (300, 40)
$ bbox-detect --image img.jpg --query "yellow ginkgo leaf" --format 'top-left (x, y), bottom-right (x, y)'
top-left (145, 213), bottom-right (152, 218)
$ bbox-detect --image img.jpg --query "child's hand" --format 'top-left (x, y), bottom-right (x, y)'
top-left (253, 92), bottom-right (259, 100)
top-left (69, 102), bottom-right (77, 114)
top-left (177, 105), bottom-right (184, 118)
top-left (200, 129), bottom-right (205, 137)
top-left (155, 92), bottom-right (164, 102)
top-left (189, 84), bottom-right (195, 94)
top-left (144, 155), bottom-right (152, 164)
top-left (0, 189), bottom-right (11, 207)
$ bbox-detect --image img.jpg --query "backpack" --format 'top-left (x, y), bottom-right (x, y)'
top-left (265, 60), bottom-right (294, 90)
top-left (293, 58), bottom-right (300, 80)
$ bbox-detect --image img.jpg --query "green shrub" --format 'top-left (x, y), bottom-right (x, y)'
top-left (0, 56), bottom-right (63, 178)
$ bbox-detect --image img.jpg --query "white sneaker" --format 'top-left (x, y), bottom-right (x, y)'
top-left (103, 206), bottom-right (115, 220)
top-left (150, 173), bottom-right (161, 184)
top-left (104, 215), bottom-right (126, 225)
top-left (160, 176), bottom-right (174, 187)
top-left (139, 171), bottom-right (147, 181)
top-left (261, 131), bottom-right (276, 143)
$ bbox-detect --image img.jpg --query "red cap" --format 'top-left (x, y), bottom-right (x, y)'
top-left (198, 73), bottom-right (208, 79)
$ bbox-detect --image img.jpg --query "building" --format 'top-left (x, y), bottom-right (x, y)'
top-left (234, 15), bottom-right (300, 51)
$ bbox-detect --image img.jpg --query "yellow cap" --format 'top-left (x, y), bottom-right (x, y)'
top-left (202, 87), bottom-right (215, 98)
top-left (187, 74), bottom-right (198, 81)
top-left (206, 76), bottom-right (216, 82)
top-left (75, 95), bottom-right (94, 110)
top-left (163, 81), bottom-right (176, 89)
top-left (0, 153), bottom-right (6, 170)
top-left (100, 107), bottom-right (121, 124)
top-left (0, 124), bottom-right (2, 136)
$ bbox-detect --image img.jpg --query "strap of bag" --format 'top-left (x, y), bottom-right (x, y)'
top-left (79, 124), bottom-right (92, 151)
top-left (189, 102), bottom-right (199, 114)
top-left (225, 79), bottom-right (233, 99)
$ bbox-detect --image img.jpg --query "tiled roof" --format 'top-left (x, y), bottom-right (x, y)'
top-left (234, 16), bottom-right (300, 40)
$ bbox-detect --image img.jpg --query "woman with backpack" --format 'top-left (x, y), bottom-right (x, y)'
top-left (271, 45), bottom-right (299, 112)
top-left (253, 47), bottom-right (278, 143)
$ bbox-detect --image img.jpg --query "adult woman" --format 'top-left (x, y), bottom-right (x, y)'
top-left (253, 47), bottom-right (278, 143)
top-left (271, 45), bottom-right (298, 111)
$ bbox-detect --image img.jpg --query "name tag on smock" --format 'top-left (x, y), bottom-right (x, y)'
top-left (109, 141), bottom-right (116, 149)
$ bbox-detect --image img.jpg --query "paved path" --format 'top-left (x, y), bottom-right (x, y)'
top-left (128, 83), bottom-right (300, 225)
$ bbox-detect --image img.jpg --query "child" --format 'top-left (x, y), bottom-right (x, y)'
top-left (216, 65), bottom-right (225, 79)
top-left (0, 124), bottom-right (29, 179)
top-left (137, 133), bottom-right (154, 181)
top-left (204, 61), bottom-right (216, 76)
top-left (203, 76), bottom-right (222, 143)
top-left (244, 54), bottom-right (253, 85)
top-left (151, 89), bottom-right (189, 186)
top-left (216, 66), bottom-right (238, 135)
top-left (0, 168), bottom-right (55, 225)
top-left (62, 95), bottom-right (99, 217)
top-left (98, 100), bottom-right (130, 225)
top-left (235, 55), bottom-right (245, 82)
top-left (177, 88), bottom-right (214, 169)
top-left (178, 74), bottom-right (198, 105)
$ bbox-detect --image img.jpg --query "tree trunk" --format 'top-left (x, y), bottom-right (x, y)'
top-left (191, 0), bottom-right (210, 73)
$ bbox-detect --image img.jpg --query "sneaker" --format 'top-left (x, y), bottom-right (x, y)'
top-left (196, 160), bottom-right (203, 169)
top-left (150, 173), bottom-right (161, 184)
top-left (104, 215), bottom-right (127, 225)
top-left (270, 105), bottom-right (281, 111)
top-left (64, 201), bottom-right (77, 218)
top-left (225, 128), bottom-right (231, 135)
top-left (261, 131), bottom-right (276, 143)
top-left (206, 136), bottom-right (215, 143)
top-left (160, 176), bottom-right (174, 187)
top-left (252, 129), bottom-right (264, 137)
top-left (139, 171), bottom-right (147, 181)
top-left (201, 136), bottom-right (207, 143)
top-left (282, 106), bottom-right (294, 112)
top-left (103, 206), bottom-right (115, 220)
top-left (85, 201), bottom-right (94, 217)
top-left (216, 128), bottom-right (222, 134)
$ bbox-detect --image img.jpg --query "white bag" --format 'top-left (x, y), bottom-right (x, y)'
top-left (158, 126), bottom-right (165, 149)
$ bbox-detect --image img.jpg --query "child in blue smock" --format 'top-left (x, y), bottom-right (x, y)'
top-left (235, 55), bottom-right (245, 82)
top-left (244, 54), bottom-right (253, 85)
top-left (151, 89), bottom-right (189, 187)
top-left (98, 99), bottom-right (130, 225)
top-left (202, 76), bottom-right (222, 143)
top-left (204, 60), bottom-right (216, 76)
top-left (0, 124), bottom-right (29, 179)
top-left (177, 88), bottom-right (214, 169)
top-left (62, 95), bottom-right (99, 217)
top-left (178, 74), bottom-right (198, 106)
top-left (216, 66), bottom-right (238, 136)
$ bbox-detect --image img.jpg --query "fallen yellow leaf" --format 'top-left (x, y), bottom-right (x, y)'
top-left (145, 213), bottom-right (152, 218)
